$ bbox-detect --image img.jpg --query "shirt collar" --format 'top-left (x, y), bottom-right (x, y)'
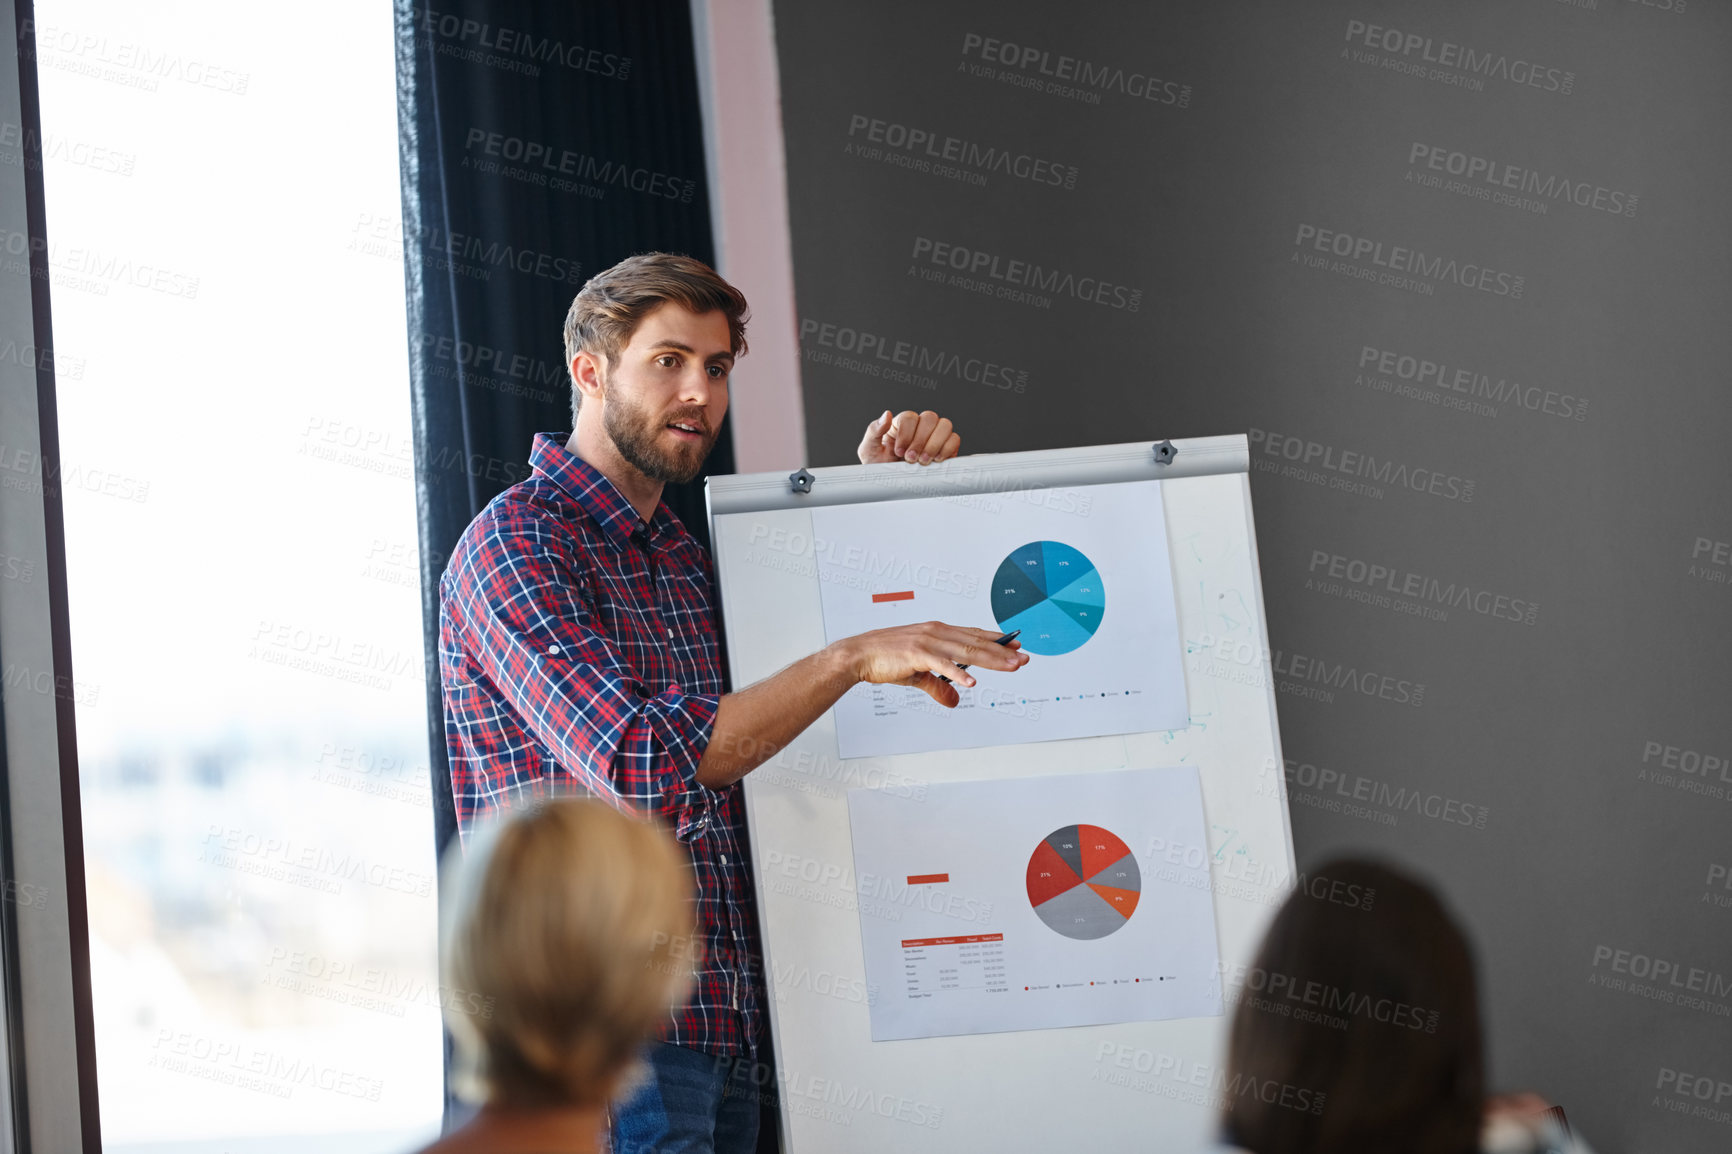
top-left (529, 433), bottom-right (683, 547)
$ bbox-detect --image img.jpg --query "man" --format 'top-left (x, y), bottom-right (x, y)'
top-left (438, 252), bottom-right (1029, 1153)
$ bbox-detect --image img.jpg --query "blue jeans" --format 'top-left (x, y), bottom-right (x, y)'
top-left (611, 1042), bottom-right (763, 1154)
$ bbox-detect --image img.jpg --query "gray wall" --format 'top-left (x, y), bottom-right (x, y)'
top-left (771, 1), bottom-right (1732, 1149)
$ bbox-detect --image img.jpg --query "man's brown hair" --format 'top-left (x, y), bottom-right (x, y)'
top-left (563, 252), bottom-right (749, 426)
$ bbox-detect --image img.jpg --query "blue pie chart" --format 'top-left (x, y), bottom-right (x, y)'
top-left (990, 541), bottom-right (1105, 656)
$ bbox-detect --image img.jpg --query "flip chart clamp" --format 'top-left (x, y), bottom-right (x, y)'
top-left (789, 467), bottom-right (815, 494)
top-left (1153, 440), bottom-right (1178, 464)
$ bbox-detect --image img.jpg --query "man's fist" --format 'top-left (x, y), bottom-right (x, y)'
top-left (858, 410), bottom-right (962, 466)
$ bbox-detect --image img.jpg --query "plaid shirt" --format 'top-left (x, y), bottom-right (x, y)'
top-left (439, 432), bottom-right (761, 1056)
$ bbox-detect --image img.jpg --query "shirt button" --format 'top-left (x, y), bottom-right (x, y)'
top-left (547, 644), bottom-right (561, 655)
top-left (666, 628), bottom-right (673, 639)
top-left (719, 854), bottom-right (728, 864)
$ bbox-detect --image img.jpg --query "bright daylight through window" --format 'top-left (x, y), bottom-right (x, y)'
top-left (35, 2), bottom-right (441, 1150)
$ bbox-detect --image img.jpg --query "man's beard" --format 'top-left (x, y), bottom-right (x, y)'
top-left (602, 382), bottom-right (716, 485)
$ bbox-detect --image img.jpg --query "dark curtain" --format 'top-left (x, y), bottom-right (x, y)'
top-left (393, 0), bottom-right (755, 1136)
top-left (395, 0), bottom-right (730, 859)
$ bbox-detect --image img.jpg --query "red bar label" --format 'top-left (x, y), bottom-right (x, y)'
top-left (906, 873), bottom-right (950, 885)
top-left (872, 590), bottom-right (916, 603)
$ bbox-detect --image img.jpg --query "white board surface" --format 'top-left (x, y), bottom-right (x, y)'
top-left (707, 436), bottom-right (1293, 1153)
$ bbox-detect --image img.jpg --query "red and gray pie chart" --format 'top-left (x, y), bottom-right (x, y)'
top-left (1025, 824), bottom-right (1141, 940)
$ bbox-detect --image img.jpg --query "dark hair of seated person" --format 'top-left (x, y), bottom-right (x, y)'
top-left (1221, 858), bottom-right (1484, 1154)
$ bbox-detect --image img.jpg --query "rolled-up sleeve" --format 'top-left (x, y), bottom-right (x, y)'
top-left (452, 517), bottom-right (725, 840)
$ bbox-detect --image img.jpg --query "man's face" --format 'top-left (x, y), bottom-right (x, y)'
top-left (598, 303), bottom-right (733, 485)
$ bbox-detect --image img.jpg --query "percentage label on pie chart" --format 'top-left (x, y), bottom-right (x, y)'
top-left (1026, 824), bottom-right (1141, 940)
top-left (991, 541), bottom-right (1104, 656)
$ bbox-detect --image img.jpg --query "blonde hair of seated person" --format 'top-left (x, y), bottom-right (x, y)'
top-left (442, 798), bottom-right (695, 1115)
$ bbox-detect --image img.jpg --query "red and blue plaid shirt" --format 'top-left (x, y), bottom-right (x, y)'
top-left (439, 432), bottom-right (761, 1056)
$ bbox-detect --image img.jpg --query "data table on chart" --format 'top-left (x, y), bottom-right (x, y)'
top-left (809, 480), bottom-right (1189, 759)
top-left (847, 767), bottom-right (1223, 1041)
top-left (900, 933), bottom-right (1009, 999)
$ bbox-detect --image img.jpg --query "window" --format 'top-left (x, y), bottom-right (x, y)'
top-left (36, 2), bottom-right (441, 1149)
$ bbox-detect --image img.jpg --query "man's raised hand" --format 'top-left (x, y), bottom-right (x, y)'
top-left (833, 622), bottom-right (1028, 708)
top-left (857, 410), bottom-right (962, 466)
